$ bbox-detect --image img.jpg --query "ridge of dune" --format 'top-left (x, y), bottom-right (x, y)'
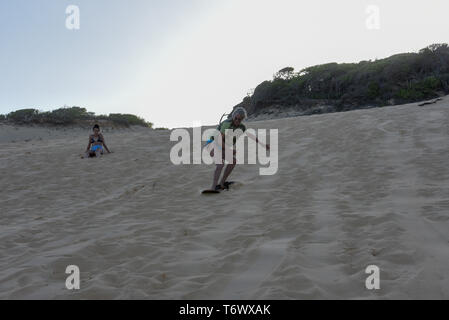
top-left (0, 123), bottom-right (151, 144)
top-left (1, 97), bottom-right (448, 299)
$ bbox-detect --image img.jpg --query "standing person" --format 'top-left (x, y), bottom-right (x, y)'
top-left (206, 107), bottom-right (269, 192)
top-left (82, 124), bottom-right (111, 158)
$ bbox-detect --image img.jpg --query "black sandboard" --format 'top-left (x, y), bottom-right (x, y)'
top-left (202, 190), bottom-right (220, 194)
top-left (202, 181), bottom-right (238, 194)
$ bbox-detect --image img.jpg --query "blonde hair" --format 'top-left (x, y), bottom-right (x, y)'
top-left (231, 107), bottom-right (247, 120)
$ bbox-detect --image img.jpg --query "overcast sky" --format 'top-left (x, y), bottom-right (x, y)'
top-left (1, 0), bottom-right (448, 128)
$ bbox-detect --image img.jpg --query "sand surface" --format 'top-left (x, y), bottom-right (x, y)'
top-left (1, 98), bottom-right (449, 299)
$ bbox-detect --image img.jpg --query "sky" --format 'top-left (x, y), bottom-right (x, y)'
top-left (0, 0), bottom-right (448, 128)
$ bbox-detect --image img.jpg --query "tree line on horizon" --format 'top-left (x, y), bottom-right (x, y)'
top-left (235, 43), bottom-right (449, 116)
top-left (0, 106), bottom-right (153, 128)
top-left (2, 44), bottom-right (448, 126)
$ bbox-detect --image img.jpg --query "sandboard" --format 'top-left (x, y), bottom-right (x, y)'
top-left (202, 190), bottom-right (221, 194)
top-left (202, 182), bottom-right (237, 194)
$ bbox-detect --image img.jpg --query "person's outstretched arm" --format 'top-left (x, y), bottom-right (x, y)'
top-left (81, 137), bottom-right (92, 158)
top-left (85, 136), bottom-right (92, 152)
top-left (246, 131), bottom-right (270, 150)
top-left (101, 134), bottom-right (111, 153)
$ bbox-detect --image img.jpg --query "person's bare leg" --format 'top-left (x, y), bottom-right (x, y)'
top-left (212, 164), bottom-right (225, 190)
top-left (219, 163), bottom-right (236, 188)
top-left (219, 147), bottom-right (236, 188)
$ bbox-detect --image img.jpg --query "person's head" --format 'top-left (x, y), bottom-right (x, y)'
top-left (93, 124), bottom-right (100, 134)
top-left (231, 107), bottom-right (247, 126)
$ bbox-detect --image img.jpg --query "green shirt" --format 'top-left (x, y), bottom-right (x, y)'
top-left (218, 119), bottom-right (246, 134)
top-left (211, 120), bottom-right (246, 145)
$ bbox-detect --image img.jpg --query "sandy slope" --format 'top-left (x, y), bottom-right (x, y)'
top-left (0, 98), bottom-right (448, 300)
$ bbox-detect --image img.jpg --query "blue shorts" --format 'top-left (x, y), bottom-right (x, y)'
top-left (91, 145), bottom-right (103, 152)
top-left (205, 139), bottom-right (214, 146)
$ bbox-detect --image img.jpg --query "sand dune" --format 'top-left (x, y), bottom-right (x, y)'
top-left (1, 98), bottom-right (449, 299)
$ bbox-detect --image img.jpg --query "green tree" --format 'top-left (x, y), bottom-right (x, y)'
top-left (275, 67), bottom-right (295, 80)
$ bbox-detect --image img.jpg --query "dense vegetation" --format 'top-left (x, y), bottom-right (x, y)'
top-left (235, 44), bottom-right (449, 116)
top-left (0, 106), bottom-right (153, 128)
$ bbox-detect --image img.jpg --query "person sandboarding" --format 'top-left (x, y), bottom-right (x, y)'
top-left (202, 107), bottom-right (270, 194)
